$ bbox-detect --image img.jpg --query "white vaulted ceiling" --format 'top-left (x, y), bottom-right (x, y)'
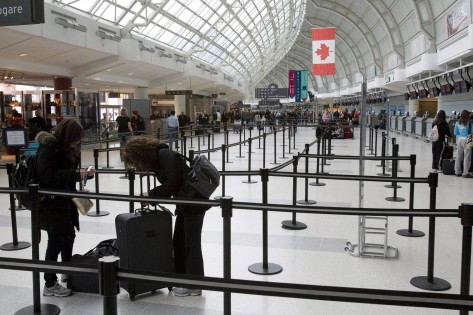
top-left (0, 0), bottom-right (469, 102)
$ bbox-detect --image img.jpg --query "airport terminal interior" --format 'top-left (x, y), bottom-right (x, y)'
top-left (1, 0), bottom-right (473, 314)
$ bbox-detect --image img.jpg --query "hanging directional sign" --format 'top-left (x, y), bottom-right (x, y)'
top-left (165, 90), bottom-right (192, 95)
top-left (0, 0), bottom-right (44, 26)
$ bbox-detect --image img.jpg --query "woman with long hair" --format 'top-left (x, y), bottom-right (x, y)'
top-left (36, 118), bottom-right (95, 296)
top-left (431, 110), bottom-right (452, 171)
top-left (122, 136), bottom-right (209, 297)
top-left (454, 110), bottom-right (472, 177)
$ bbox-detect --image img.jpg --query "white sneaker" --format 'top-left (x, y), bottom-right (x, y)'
top-left (43, 282), bottom-right (72, 297)
top-left (171, 287), bottom-right (202, 297)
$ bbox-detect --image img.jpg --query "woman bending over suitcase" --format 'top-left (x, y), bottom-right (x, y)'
top-left (36, 119), bottom-right (95, 297)
top-left (122, 136), bottom-right (210, 297)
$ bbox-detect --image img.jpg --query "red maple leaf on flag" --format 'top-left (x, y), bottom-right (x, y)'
top-left (315, 43), bottom-right (332, 60)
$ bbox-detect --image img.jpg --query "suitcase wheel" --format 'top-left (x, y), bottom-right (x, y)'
top-left (168, 286), bottom-right (172, 292)
top-left (129, 293), bottom-right (135, 301)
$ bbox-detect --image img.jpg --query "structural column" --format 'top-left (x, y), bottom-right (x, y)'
top-left (134, 87), bottom-right (149, 100)
top-left (174, 95), bottom-right (186, 115)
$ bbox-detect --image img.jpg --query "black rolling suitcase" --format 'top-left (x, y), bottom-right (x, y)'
top-left (442, 159), bottom-right (455, 175)
top-left (115, 208), bottom-right (174, 300)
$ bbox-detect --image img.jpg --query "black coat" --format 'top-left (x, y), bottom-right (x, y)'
top-left (432, 121), bottom-right (452, 143)
top-left (36, 132), bottom-right (81, 235)
top-left (149, 144), bottom-right (209, 216)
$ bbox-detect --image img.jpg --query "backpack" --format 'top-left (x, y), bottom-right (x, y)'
top-left (428, 125), bottom-right (439, 142)
top-left (12, 154), bottom-right (39, 209)
top-left (180, 154), bottom-right (220, 198)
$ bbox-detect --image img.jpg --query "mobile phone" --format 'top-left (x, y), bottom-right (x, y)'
top-left (83, 166), bottom-right (93, 185)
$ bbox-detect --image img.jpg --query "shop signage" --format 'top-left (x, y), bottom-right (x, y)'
top-left (165, 90), bottom-right (192, 95)
top-left (0, 0), bottom-right (44, 26)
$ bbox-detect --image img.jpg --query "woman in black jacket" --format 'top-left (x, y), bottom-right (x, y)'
top-left (122, 136), bottom-right (209, 297)
top-left (36, 119), bottom-right (95, 297)
top-left (432, 110), bottom-right (452, 171)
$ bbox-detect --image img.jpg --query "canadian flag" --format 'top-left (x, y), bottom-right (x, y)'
top-left (312, 27), bottom-right (336, 75)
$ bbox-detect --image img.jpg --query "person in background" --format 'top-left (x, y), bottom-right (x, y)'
top-left (28, 109), bottom-right (47, 140)
top-left (454, 110), bottom-right (472, 178)
top-left (116, 108), bottom-right (133, 160)
top-left (166, 110), bottom-right (179, 150)
top-left (431, 110), bottom-right (452, 172)
top-left (131, 110), bottom-right (145, 135)
top-left (122, 137), bottom-right (210, 297)
top-left (36, 118), bottom-right (95, 297)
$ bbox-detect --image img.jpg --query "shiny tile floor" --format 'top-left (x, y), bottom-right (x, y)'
top-left (0, 125), bottom-right (470, 315)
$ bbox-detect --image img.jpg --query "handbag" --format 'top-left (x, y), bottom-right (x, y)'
top-left (72, 178), bottom-right (93, 216)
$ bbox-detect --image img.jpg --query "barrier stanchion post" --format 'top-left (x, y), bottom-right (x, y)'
top-left (263, 132), bottom-right (267, 169)
top-left (282, 155), bottom-right (307, 230)
top-left (248, 168), bottom-right (283, 275)
top-left (258, 123), bottom-right (262, 149)
top-left (243, 138), bottom-right (257, 184)
top-left (15, 184), bottom-right (60, 315)
top-left (103, 132), bottom-right (114, 169)
top-left (279, 127), bottom-right (288, 159)
top-left (236, 129), bottom-right (245, 158)
top-left (270, 129), bottom-right (280, 165)
top-left (310, 137), bottom-right (326, 186)
top-left (225, 131), bottom-right (233, 164)
top-left (385, 139), bottom-right (401, 187)
top-left (88, 149), bottom-right (109, 217)
top-left (208, 133), bottom-right (211, 160)
top-left (293, 122), bottom-right (297, 150)
top-left (243, 123), bottom-right (247, 145)
top-left (1, 163), bottom-right (31, 251)
top-left (397, 154), bottom-right (424, 237)
top-left (215, 145), bottom-right (230, 200)
top-left (287, 124), bottom-right (292, 154)
top-left (190, 125), bottom-right (194, 149)
top-left (297, 144), bottom-right (317, 204)
top-left (385, 144), bottom-right (405, 202)
top-left (99, 256), bottom-right (120, 315)
top-left (410, 172), bottom-right (451, 291)
top-left (377, 132), bottom-right (391, 176)
top-left (128, 168), bottom-right (135, 213)
top-left (221, 196), bottom-right (233, 315)
top-left (459, 203), bottom-right (473, 315)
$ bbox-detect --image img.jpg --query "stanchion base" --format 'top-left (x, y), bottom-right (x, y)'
top-left (270, 162), bottom-right (281, 165)
top-left (119, 176), bottom-right (128, 179)
top-left (322, 163), bottom-right (331, 166)
top-left (15, 303), bottom-right (61, 315)
top-left (242, 180), bottom-right (258, 184)
top-left (410, 276), bottom-right (451, 291)
top-left (278, 156), bottom-right (290, 159)
top-left (101, 166), bottom-right (115, 169)
top-left (376, 164), bottom-right (383, 167)
top-left (384, 184), bottom-right (401, 188)
top-left (281, 220), bottom-right (307, 230)
top-left (11, 205), bottom-right (27, 211)
top-left (296, 199), bottom-right (316, 205)
top-left (0, 241), bottom-right (31, 251)
top-left (376, 173), bottom-right (392, 177)
top-left (385, 196), bottom-right (405, 202)
top-left (396, 229), bottom-right (425, 237)
top-left (248, 262), bottom-right (283, 275)
top-left (309, 182), bottom-right (326, 186)
top-left (235, 156), bottom-right (245, 158)
top-left (87, 211), bottom-right (110, 217)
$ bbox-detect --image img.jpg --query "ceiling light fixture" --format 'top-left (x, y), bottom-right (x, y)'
top-left (19, 53), bottom-right (28, 57)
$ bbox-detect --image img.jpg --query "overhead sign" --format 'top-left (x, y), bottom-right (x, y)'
top-left (255, 83), bottom-right (288, 99)
top-left (165, 90), bottom-right (192, 95)
top-left (0, 0), bottom-right (44, 26)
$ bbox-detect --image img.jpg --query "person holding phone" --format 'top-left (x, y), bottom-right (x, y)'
top-left (36, 118), bottom-right (95, 297)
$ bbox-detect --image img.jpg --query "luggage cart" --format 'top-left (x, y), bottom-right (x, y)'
top-left (345, 215), bottom-right (398, 259)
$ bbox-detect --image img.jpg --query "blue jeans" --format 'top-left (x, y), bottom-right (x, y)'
top-left (168, 128), bottom-right (177, 149)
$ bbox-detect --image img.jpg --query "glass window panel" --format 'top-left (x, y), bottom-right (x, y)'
top-left (116, 0), bottom-right (134, 7)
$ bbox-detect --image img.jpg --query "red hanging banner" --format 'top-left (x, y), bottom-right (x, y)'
top-left (312, 27), bottom-right (336, 76)
top-left (288, 70), bottom-right (296, 97)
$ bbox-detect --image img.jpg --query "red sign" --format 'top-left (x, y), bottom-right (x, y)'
top-left (288, 70), bottom-right (296, 97)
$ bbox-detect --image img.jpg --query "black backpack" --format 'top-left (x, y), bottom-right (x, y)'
top-left (12, 154), bottom-right (39, 209)
top-left (179, 154), bottom-right (220, 198)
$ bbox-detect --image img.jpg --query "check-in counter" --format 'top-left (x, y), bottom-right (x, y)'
top-left (406, 117), bottom-right (416, 137)
top-left (390, 115), bottom-right (397, 132)
top-left (424, 118), bottom-right (435, 141)
top-left (401, 116), bottom-right (407, 135)
top-left (415, 117), bottom-right (427, 139)
top-left (394, 116), bottom-right (402, 134)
